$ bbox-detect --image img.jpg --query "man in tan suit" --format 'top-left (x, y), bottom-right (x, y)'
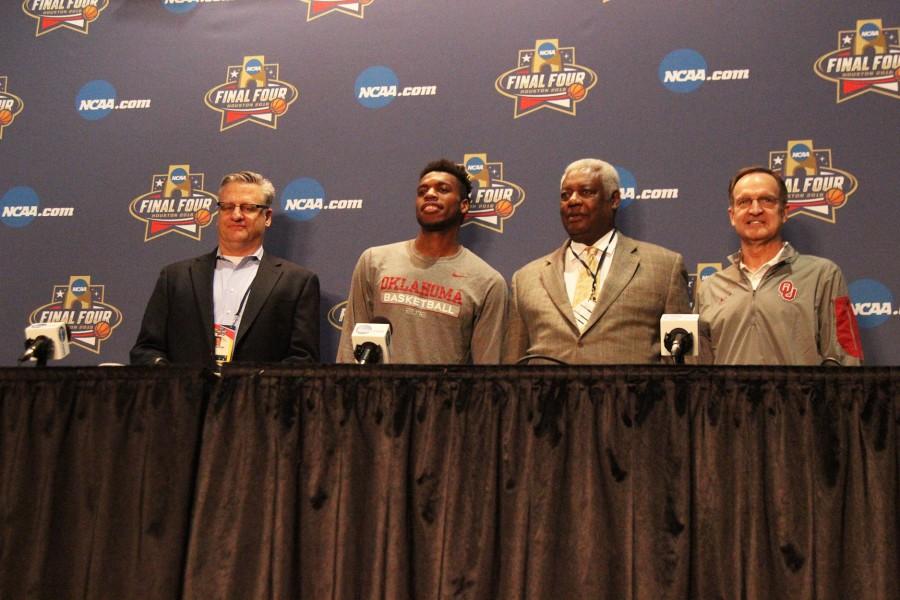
top-left (503, 158), bottom-right (691, 364)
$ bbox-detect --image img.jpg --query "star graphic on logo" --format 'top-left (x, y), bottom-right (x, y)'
top-left (205, 60), bottom-right (299, 131)
top-left (300, 0), bottom-right (374, 21)
top-left (772, 155), bottom-right (784, 166)
top-left (814, 22), bottom-right (900, 102)
top-left (130, 168), bottom-right (218, 241)
top-left (495, 42), bottom-right (598, 118)
top-left (22, 0), bottom-right (110, 37)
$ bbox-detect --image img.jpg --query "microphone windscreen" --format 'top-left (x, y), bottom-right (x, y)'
top-left (372, 316), bottom-right (393, 333)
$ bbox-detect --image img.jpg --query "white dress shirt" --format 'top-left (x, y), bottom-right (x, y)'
top-left (564, 228), bottom-right (618, 306)
top-left (214, 246), bottom-right (264, 334)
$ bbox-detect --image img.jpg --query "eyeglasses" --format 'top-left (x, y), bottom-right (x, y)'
top-left (216, 202), bottom-right (269, 215)
top-left (560, 187), bottom-right (601, 202)
top-left (732, 196), bottom-right (779, 211)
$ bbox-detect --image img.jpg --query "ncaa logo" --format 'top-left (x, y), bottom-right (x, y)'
top-left (1, 186), bottom-right (40, 228)
top-left (70, 279), bottom-right (88, 295)
top-left (280, 178), bottom-right (363, 221)
top-left (465, 156), bottom-right (485, 175)
top-left (615, 166), bottom-right (636, 209)
top-left (76, 80), bottom-right (116, 120)
top-left (849, 278), bottom-right (897, 329)
top-left (699, 265), bottom-right (721, 280)
top-left (613, 165), bottom-right (680, 204)
top-left (659, 49), bottom-right (708, 93)
top-left (170, 168), bottom-right (187, 183)
top-left (859, 23), bottom-right (881, 40)
top-left (281, 178), bottom-right (326, 221)
top-left (790, 144), bottom-right (811, 160)
top-left (245, 59), bottom-right (263, 74)
top-left (537, 42), bottom-right (557, 59)
top-left (355, 66), bottom-right (399, 109)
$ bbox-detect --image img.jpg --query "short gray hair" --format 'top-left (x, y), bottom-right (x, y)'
top-left (219, 171), bottom-right (276, 206)
top-left (560, 159), bottom-right (620, 201)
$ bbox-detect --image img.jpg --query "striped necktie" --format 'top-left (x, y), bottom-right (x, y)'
top-left (573, 246), bottom-right (599, 306)
top-left (573, 246), bottom-right (599, 330)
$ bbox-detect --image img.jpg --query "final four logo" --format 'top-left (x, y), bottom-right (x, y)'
top-left (0, 77), bottom-right (25, 141)
top-left (29, 275), bottom-right (123, 354)
top-left (459, 154), bottom-right (525, 233)
top-left (130, 165), bottom-right (218, 241)
top-left (495, 39), bottom-right (597, 118)
top-left (204, 56), bottom-right (299, 131)
top-left (22, 0), bottom-right (108, 36)
top-left (769, 139), bottom-right (859, 223)
top-left (814, 19), bottom-right (900, 102)
top-left (300, 0), bottom-right (374, 21)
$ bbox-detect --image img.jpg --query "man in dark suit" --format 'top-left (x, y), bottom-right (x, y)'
top-left (130, 171), bottom-right (319, 366)
top-left (503, 158), bottom-right (690, 364)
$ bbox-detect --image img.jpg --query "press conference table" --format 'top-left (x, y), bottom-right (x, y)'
top-left (1, 364), bottom-right (897, 600)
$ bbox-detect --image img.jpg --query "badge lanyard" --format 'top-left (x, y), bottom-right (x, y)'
top-left (214, 284), bottom-right (253, 364)
top-left (569, 228), bottom-right (616, 302)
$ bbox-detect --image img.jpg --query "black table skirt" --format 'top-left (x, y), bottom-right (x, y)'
top-left (1, 365), bottom-right (897, 599)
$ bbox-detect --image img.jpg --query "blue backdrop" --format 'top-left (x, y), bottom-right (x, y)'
top-left (2, 0), bottom-right (898, 364)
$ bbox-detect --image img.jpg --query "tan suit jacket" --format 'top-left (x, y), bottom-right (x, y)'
top-left (503, 233), bottom-right (691, 364)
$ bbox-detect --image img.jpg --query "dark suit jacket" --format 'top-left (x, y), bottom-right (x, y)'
top-left (130, 249), bottom-right (320, 366)
top-left (503, 233), bottom-right (691, 364)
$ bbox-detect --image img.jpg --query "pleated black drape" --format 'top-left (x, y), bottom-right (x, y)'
top-left (1, 366), bottom-right (898, 599)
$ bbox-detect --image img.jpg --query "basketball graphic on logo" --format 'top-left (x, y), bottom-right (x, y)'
top-left (495, 199), bottom-right (514, 218)
top-left (194, 208), bottom-right (212, 226)
top-left (0, 110), bottom-right (12, 126)
top-left (824, 187), bottom-right (845, 207)
top-left (270, 98), bottom-right (287, 115)
top-left (94, 321), bottom-right (111, 340)
top-left (567, 82), bottom-right (586, 101)
top-left (83, 5), bottom-right (99, 21)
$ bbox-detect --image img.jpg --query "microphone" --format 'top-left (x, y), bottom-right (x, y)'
top-left (351, 317), bottom-right (393, 364)
top-left (660, 314), bottom-right (699, 364)
top-left (19, 322), bottom-right (70, 366)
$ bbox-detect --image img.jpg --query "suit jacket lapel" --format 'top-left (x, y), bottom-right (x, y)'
top-left (539, 242), bottom-right (579, 332)
top-left (582, 234), bottom-right (639, 334)
top-left (190, 250), bottom-right (217, 355)
top-left (235, 252), bottom-right (282, 348)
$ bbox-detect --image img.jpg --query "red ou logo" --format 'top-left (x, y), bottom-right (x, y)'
top-left (779, 280), bottom-right (798, 301)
